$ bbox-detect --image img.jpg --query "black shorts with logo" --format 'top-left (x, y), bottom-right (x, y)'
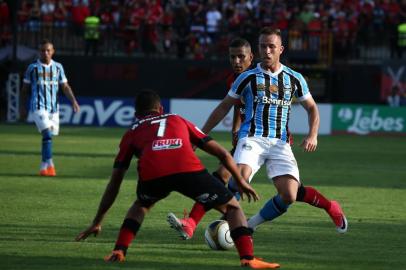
top-left (136, 169), bottom-right (234, 210)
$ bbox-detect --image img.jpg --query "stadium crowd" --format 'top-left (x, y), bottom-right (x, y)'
top-left (1, 0), bottom-right (406, 60)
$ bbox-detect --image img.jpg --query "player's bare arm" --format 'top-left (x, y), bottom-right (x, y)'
top-left (300, 97), bottom-right (320, 152)
top-left (75, 168), bottom-right (127, 241)
top-left (202, 95), bottom-right (239, 134)
top-left (199, 139), bottom-right (259, 202)
top-left (61, 82), bottom-right (80, 112)
top-left (231, 105), bottom-right (242, 146)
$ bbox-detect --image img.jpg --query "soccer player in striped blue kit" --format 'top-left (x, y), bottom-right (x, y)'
top-left (21, 39), bottom-right (80, 176)
top-left (201, 27), bottom-right (348, 234)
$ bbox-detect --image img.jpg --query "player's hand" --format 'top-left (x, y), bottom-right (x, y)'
top-left (75, 224), bottom-right (101, 241)
top-left (236, 180), bottom-right (259, 203)
top-left (72, 101), bottom-right (80, 113)
top-left (300, 135), bottom-right (317, 152)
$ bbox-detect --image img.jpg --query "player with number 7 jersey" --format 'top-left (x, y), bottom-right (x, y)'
top-left (76, 90), bottom-right (280, 268)
top-left (115, 113), bottom-right (208, 181)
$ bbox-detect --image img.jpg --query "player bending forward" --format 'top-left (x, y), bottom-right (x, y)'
top-left (75, 90), bottom-right (280, 269)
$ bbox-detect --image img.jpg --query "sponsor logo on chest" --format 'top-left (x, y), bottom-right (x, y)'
top-left (152, 138), bottom-right (183, 150)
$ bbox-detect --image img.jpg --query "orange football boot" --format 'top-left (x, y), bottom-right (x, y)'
top-left (47, 166), bottom-right (56, 177)
top-left (241, 257), bottom-right (280, 269)
top-left (104, 250), bottom-right (125, 262)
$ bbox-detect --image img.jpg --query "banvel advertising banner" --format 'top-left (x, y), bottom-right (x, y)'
top-left (27, 97), bottom-right (170, 127)
top-left (332, 104), bottom-right (406, 135)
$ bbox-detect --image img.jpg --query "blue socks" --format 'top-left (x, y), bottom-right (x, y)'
top-left (259, 194), bottom-right (290, 221)
top-left (227, 178), bottom-right (241, 201)
top-left (41, 129), bottom-right (53, 162)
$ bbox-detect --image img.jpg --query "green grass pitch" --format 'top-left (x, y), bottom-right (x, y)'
top-left (0, 124), bottom-right (405, 270)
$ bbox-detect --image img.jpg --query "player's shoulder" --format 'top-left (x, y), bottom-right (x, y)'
top-left (166, 113), bottom-right (188, 123)
top-left (282, 64), bottom-right (305, 80)
top-left (52, 60), bottom-right (64, 69)
top-left (26, 60), bottom-right (39, 70)
top-left (234, 65), bottom-right (261, 84)
top-left (131, 113), bottom-right (179, 128)
top-left (241, 65), bottom-right (261, 78)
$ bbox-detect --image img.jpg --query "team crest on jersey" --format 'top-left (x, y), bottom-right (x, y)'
top-left (269, 84), bottom-right (279, 93)
top-left (257, 83), bottom-right (265, 91)
top-left (152, 138), bottom-right (183, 151)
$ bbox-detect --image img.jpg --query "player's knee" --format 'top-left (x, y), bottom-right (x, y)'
top-left (225, 197), bottom-right (241, 210)
top-left (217, 198), bottom-right (240, 214)
top-left (280, 192), bottom-right (297, 204)
top-left (239, 165), bottom-right (252, 180)
top-left (134, 200), bottom-right (154, 212)
top-left (296, 184), bottom-right (305, 201)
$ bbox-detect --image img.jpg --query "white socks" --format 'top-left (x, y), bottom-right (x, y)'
top-left (248, 213), bottom-right (266, 230)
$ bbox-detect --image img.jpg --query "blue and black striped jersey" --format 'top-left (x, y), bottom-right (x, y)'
top-left (228, 63), bottom-right (311, 142)
top-left (23, 59), bottom-right (67, 112)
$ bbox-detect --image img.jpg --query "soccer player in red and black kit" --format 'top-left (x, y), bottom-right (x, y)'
top-left (75, 90), bottom-right (280, 269)
top-left (167, 38), bottom-right (254, 239)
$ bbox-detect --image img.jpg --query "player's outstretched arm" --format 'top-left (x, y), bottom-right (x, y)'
top-left (61, 82), bottom-right (80, 113)
top-left (75, 168), bottom-right (127, 241)
top-left (201, 95), bottom-right (237, 134)
top-left (231, 105), bottom-right (242, 146)
top-left (200, 140), bottom-right (259, 202)
top-left (299, 97), bottom-right (319, 152)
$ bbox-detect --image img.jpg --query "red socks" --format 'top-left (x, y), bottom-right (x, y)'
top-left (234, 234), bottom-right (254, 259)
top-left (115, 227), bottom-right (135, 249)
top-left (302, 186), bottom-right (332, 210)
top-left (188, 202), bottom-right (206, 226)
top-left (114, 218), bottom-right (141, 254)
top-left (230, 227), bottom-right (254, 260)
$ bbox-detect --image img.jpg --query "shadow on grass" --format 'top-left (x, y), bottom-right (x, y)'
top-left (0, 252), bottom-right (246, 270)
top-left (1, 221), bottom-right (406, 270)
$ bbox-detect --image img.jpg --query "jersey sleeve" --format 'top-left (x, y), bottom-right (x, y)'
top-left (294, 73), bottom-right (311, 102)
top-left (57, 64), bottom-right (68, 84)
top-left (114, 131), bottom-right (136, 170)
top-left (228, 72), bottom-right (250, 99)
top-left (182, 117), bottom-right (212, 147)
top-left (23, 64), bottom-right (33, 84)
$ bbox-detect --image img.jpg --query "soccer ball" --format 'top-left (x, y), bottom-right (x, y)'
top-left (204, 220), bottom-right (234, 250)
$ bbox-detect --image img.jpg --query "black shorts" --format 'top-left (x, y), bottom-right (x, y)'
top-left (136, 169), bottom-right (234, 210)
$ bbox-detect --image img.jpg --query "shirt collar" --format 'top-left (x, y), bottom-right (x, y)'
top-left (37, 59), bottom-right (54, 67)
top-left (257, 63), bottom-right (284, 76)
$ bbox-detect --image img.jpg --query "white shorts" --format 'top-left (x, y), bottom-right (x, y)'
top-left (233, 136), bottom-right (300, 182)
top-left (32, 110), bottom-right (60, 135)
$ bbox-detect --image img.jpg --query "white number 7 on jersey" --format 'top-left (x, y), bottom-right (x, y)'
top-left (151, 119), bottom-right (167, 137)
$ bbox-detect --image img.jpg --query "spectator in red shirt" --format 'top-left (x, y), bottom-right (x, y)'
top-left (0, 0), bottom-right (10, 45)
top-left (143, 0), bottom-right (163, 55)
top-left (71, 1), bottom-right (90, 35)
top-left (0, 0), bottom-right (9, 28)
